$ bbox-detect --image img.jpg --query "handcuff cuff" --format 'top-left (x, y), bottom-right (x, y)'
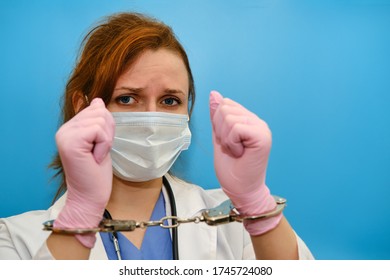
top-left (42, 195), bottom-right (286, 234)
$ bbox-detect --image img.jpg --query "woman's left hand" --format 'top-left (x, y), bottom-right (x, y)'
top-left (209, 90), bottom-right (282, 236)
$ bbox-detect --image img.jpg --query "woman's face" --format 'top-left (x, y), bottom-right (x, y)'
top-left (107, 48), bottom-right (189, 115)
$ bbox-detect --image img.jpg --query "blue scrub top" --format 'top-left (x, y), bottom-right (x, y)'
top-left (100, 192), bottom-right (173, 260)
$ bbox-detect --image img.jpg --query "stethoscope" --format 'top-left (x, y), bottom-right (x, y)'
top-left (103, 176), bottom-right (179, 260)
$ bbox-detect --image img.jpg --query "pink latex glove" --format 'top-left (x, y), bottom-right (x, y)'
top-left (209, 91), bottom-right (282, 236)
top-left (54, 98), bottom-right (115, 248)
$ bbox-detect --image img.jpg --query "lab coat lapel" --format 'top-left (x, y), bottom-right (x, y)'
top-left (166, 175), bottom-right (218, 260)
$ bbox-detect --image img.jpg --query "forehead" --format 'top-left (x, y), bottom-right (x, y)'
top-left (121, 49), bottom-right (188, 80)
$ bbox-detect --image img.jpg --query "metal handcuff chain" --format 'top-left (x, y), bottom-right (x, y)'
top-left (43, 195), bottom-right (286, 234)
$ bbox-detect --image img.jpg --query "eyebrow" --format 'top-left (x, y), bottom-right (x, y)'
top-left (114, 87), bottom-right (186, 96)
top-left (164, 88), bottom-right (186, 96)
top-left (113, 87), bottom-right (142, 93)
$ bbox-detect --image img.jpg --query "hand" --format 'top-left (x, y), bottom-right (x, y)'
top-left (209, 91), bottom-right (282, 236)
top-left (54, 98), bottom-right (115, 248)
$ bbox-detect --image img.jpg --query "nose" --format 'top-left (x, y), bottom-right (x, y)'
top-left (144, 101), bottom-right (157, 112)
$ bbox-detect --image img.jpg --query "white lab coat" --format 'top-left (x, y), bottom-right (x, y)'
top-left (0, 175), bottom-right (314, 260)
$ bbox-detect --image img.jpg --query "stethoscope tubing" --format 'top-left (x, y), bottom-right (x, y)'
top-left (103, 176), bottom-right (179, 260)
top-left (163, 176), bottom-right (179, 260)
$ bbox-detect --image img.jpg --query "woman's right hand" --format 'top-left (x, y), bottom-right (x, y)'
top-left (53, 98), bottom-right (115, 248)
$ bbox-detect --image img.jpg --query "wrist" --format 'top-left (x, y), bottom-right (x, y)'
top-left (244, 212), bottom-right (283, 236)
top-left (222, 184), bottom-right (276, 215)
top-left (222, 184), bottom-right (283, 236)
top-left (54, 202), bottom-right (104, 248)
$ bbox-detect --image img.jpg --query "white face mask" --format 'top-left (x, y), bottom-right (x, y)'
top-left (110, 111), bottom-right (191, 182)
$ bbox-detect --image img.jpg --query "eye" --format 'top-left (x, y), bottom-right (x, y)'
top-left (116, 95), bottom-right (135, 105)
top-left (162, 97), bottom-right (181, 106)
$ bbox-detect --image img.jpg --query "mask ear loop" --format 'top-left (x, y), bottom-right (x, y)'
top-left (84, 95), bottom-right (90, 106)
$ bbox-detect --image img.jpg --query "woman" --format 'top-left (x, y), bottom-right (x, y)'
top-left (0, 12), bottom-right (313, 260)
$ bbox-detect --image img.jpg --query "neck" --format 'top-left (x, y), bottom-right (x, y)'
top-left (106, 176), bottom-right (163, 220)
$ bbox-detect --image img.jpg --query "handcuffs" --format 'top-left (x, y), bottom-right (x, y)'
top-left (43, 195), bottom-right (286, 234)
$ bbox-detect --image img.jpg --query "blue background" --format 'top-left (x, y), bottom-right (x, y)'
top-left (1, 0), bottom-right (389, 260)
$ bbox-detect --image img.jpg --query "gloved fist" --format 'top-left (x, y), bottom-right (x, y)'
top-left (209, 91), bottom-right (282, 236)
top-left (54, 98), bottom-right (115, 248)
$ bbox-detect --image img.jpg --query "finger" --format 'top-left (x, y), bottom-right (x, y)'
top-left (92, 110), bottom-right (115, 164)
top-left (73, 98), bottom-right (107, 123)
top-left (88, 98), bottom-right (115, 142)
top-left (78, 98), bottom-right (115, 163)
top-left (93, 129), bottom-right (113, 164)
top-left (219, 97), bottom-right (249, 112)
top-left (212, 103), bottom-right (250, 130)
top-left (60, 115), bottom-right (113, 164)
top-left (216, 115), bottom-right (248, 157)
top-left (90, 97), bottom-right (104, 106)
top-left (209, 90), bottom-right (224, 120)
top-left (55, 120), bottom-right (110, 164)
top-left (231, 122), bottom-right (272, 152)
